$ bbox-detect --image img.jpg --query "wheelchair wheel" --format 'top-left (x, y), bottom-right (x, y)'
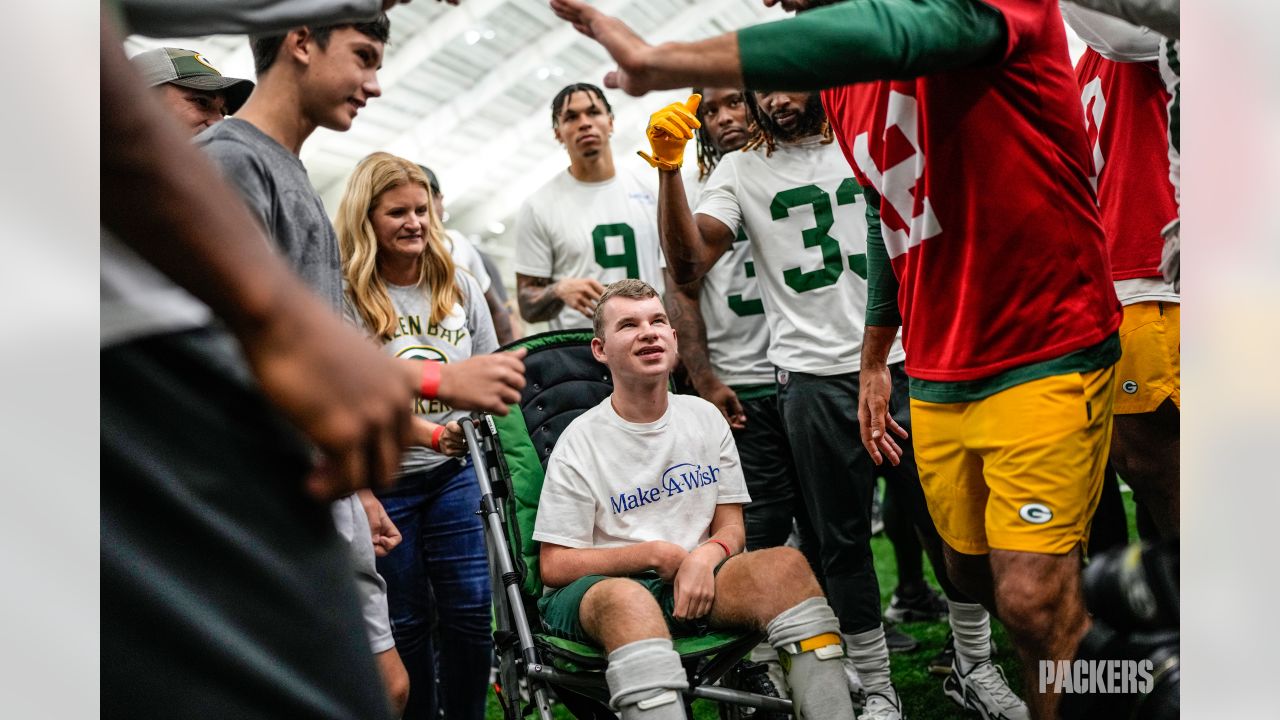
top-left (717, 659), bottom-right (787, 720)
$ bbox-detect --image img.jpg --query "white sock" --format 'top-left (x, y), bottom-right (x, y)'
top-left (947, 599), bottom-right (992, 674)
top-left (765, 598), bottom-right (854, 720)
top-left (605, 638), bottom-right (689, 720)
top-left (843, 626), bottom-right (893, 694)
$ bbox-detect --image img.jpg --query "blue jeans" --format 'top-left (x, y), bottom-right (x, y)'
top-left (376, 461), bottom-right (492, 720)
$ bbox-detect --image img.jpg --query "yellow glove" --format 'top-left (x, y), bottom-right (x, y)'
top-left (638, 94), bottom-right (702, 171)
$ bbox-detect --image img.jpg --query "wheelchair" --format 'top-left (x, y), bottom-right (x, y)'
top-left (457, 330), bottom-right (792, 719)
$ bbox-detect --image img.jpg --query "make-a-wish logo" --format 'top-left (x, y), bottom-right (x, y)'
top-left (609, 462), bottom-right (722, 515)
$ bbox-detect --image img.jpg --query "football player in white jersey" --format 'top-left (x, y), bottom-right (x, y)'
top-left (668, 88), bottom-right (806, 551)
top-left (515, 83), bottom-right (665, 331)
top-left (666, 87), bottom-right (824, 699)
top-left (649, 89), bottom-right (906, 717)
top-left (649, 90), bottom-right (1026, 720)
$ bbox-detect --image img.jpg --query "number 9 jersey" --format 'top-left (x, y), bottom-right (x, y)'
top-left (695, 136), bottom-right (905, 376)
top-left (515, 166), bottom-right (666, 331)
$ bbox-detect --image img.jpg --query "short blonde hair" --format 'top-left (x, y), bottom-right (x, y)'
top-left (593, 279), bottom-right (660, 340)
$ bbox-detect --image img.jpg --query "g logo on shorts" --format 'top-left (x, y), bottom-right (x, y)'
top-left (1018, 503), bottom-right (1053, 524)
top-left (1122, 380), bottom-right (1139, 394)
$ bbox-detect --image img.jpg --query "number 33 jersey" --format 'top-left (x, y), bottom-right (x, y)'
top-left (822, 0), bottom-right (1121, 383)
top-left (515, 167), bottom-right (665, 331)
top-left (696, 136), bottom-right (905, 376)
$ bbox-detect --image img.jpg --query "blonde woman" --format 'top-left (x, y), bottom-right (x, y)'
top-left (337, 152), bottom-right (497, 720)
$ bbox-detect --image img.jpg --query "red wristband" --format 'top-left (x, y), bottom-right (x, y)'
top-left (705, 539), bottom-right (732, 559)
top-left (429, 424), bottom-right (445, 452)
top-left (419, 361), bottom-right (441, 399)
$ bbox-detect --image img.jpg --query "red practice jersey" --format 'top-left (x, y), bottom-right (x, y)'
top-left (823, 0), bottom-right (1121, 383)
top-left (1076, 47), bottom-right (1177, 281)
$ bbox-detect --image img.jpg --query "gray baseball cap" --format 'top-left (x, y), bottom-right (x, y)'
top-left (130, 47), bottom-right (254, 113)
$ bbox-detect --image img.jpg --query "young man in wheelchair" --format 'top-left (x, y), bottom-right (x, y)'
top-left (532, 279), bottom-right (856, 720)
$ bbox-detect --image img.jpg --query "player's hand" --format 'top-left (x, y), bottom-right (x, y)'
top-left (638, 95), bottom-right (701, 171)
top-left (239, 290), bottom-right (417, 501)
top-left (554, 277), bottom-right (607, 318)
top-left (358, 489), bottom-right (403, 557)
top-left (549, 0), bottom-right (656, 96)
top-left (698, 379), bottom-right (746, 430)
top-left (434, 349), bottom-right (528, 415)
top-left (672, 546), bottom-right (718, 620)
top-left (857, 364), bottom-right (908, 466)
top-left (648, 541), bottom-right (690, 582)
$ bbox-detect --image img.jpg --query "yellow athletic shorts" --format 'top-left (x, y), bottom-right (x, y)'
top-left (910, 366), bottom-right (1117, 555)
top-left (1114, 301), bottom-right (1180, 414)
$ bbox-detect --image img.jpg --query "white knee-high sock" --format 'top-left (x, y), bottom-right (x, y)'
top-left (843, 626), bottom-right (893, 694)
top-left (766, 597), bottom-right (855, 720)
top-left (605, 638), bottom-right (689, 720)
top-left (947, 599), bottom-right (992, 674)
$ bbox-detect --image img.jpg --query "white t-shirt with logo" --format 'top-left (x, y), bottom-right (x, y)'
top-left (533, 393), bottom-right (751, 553)
top-left (686, 172), bottom-right (774, 387)
top-left (515, 166), bottom-right (665, 330)
top-left (344, 271), bottom-right (497, 475)
top-left (696, 137), bottom-right (905, 376)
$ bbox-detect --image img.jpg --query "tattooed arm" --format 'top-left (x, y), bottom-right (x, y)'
top-left (516, 273), bottom-right (606, 323)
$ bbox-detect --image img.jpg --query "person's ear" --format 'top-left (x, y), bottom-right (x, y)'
top-left (590, 336), bottom-right (607, 363)
top-left (285, 27), bottom-right (313, 67)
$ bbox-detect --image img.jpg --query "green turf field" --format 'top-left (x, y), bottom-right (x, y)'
top-left (484, 485), bottom-right (1137, 719)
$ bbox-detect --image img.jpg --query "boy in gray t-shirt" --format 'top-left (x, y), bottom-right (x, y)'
top-left (195, 14), bottom-right (412, 714)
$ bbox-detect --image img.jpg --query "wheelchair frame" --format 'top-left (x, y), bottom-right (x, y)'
top-left (461, 414), bottom-right (794, 719)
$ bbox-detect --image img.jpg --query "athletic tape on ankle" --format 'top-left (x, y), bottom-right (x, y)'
top-left (605, 638), bottom-right (689, 710)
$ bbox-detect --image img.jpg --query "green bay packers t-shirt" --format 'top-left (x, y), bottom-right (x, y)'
top-left (346, 271), bottom-right (497, 474)
top-left (515, 167), bottom-right (665, 330)
top-left (695, 136), bottom-right (905, 376)
top-left (533, 393), bottom-right (751, 552)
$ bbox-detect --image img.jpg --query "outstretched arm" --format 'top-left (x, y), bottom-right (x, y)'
top-left (550, 0), bottom-right (1006, 95)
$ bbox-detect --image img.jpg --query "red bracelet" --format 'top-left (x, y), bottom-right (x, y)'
top-left (420, 361), bottom-right (441, 399)
top-left (704, 539), bottom-right (733, 558)
top-left (429, 424), bottom-right (446, 452)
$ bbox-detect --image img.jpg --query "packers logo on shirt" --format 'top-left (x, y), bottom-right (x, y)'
top-left (396, 345), bottom-right (448, 363)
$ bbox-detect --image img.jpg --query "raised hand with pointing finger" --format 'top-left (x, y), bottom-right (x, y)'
top-left (638, 94), bottom-right (702, 170)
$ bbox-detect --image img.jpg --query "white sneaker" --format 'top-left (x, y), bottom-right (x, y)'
top-left (858, 690), bottom-right (903, 720)
top-left (942, 659), bottom-right (1028, 720)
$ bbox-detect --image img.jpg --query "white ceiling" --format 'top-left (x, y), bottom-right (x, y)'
top-left (125, 0), bottom-right (1087, 276)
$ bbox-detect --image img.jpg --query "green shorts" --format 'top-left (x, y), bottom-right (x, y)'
top-left (538, 569), bottom-right (722, 645)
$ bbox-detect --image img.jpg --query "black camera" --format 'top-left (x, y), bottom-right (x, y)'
top-left (1060, 539), bottom-right (1179, 720)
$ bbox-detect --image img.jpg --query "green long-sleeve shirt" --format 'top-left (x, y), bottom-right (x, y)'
top-left (739, 0), bottom-right (1007, 91)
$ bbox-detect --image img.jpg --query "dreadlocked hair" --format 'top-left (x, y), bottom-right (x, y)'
top-left (741, 91), bottom-right (834, 158)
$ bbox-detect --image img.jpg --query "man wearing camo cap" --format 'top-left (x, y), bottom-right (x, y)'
top-left (130, 47), bottom-right (254, 135)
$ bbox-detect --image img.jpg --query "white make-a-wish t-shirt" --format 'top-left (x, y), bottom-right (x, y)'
top-left (533, 393), bottom-right (751, 552)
